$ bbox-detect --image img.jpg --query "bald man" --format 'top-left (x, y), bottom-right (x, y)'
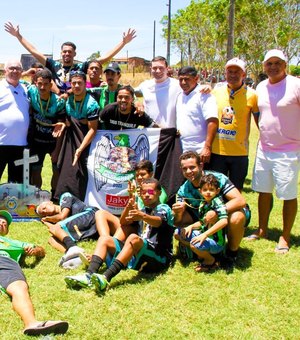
top-left (0, 59), bottom-right (29, 182)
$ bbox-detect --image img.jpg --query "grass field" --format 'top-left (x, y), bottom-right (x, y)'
top-left (1, 115), bottom-right (300, 339)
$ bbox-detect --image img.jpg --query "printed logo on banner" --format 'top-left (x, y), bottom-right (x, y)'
top-left (85, 129), bottom-right (161, 214)
top-left (106, 194), bottom-right (130, 208)
top-left (94, 133), bottom-right (149, 189)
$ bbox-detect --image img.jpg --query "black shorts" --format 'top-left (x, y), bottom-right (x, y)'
top-left (0, 145), bottom-right (25, 183)
top-left (130, 239), bottom-right (170, 273)
top-left (0, 256), bottom-right (26, 292)
top-left (58, 208), bottom-right (98, 241)
top-left (30, 142), bottom-right (56, 169)
top-left (208, 154), bottom-right (249, 190)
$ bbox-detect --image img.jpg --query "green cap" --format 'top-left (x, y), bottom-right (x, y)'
top-left (0, 210), bottom-right (12, 226)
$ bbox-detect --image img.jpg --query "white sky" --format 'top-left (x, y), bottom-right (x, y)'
top-left (0, 0), bottom-right (191, 65)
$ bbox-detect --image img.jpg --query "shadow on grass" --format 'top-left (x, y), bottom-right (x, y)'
top-left (173, 246), bottom-right (254, 274)
top-left (173, 254), bottom-right (198, 268)
top-left (207, 247), bottom-right (255, 275)
top-left (69, 247), bottom-right (256, 294)
top-left (103, 267), bottom-right (169, 292)
top-left (235, 247), bottom-right (254, 270)
top-left (19, 255), bottom-right (44, 269)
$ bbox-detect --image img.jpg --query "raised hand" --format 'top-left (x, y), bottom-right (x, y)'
top-left (123, 28), bottom-right (137, 44)
top-left (4, 22), bottom-right (20, 37)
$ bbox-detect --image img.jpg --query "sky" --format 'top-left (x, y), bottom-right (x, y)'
top-left (0, 0), bottom-right (191, 65)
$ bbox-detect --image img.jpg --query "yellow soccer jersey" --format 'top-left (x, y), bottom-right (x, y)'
top-left (212, 85), bottom-right (259, 156)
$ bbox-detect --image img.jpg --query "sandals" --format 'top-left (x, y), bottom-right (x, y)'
top-left (24, 320), bottom-right (68, 336)
top-left (275, 245), bottom-right (289, 254)
top-left (194, 261), bottom-right (219, 273)
top-left (244, 234), bottom-right (261, 241)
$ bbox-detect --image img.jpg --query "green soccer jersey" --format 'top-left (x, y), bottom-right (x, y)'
top-left (0, 236), bottom-right (34, 263)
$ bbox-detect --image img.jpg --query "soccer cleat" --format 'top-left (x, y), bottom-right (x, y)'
top-left (64, 273), bottom-right (92, 289)
top-left (90, 273), bottom-right (109, 293)
top-left (59, 246), bottom-right (85, 266)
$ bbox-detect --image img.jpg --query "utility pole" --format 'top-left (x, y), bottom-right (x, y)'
top-left (227, 0), bottom-right (235, 60)
top-left (153, 20), bottom-right (156, 59)
top-left (166, 0), bottom-right (171, 65)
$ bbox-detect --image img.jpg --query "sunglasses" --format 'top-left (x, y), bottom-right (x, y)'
top-left (70, 70), bottom-right (86, 77)
top-left (141, 189), bottom-right (156, 195)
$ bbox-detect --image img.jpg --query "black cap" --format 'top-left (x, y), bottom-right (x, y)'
top-left (104, 62), bottom-right (121, 73)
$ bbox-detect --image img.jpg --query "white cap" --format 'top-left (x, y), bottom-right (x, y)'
top-left (225, 58), bottom-right (246, 72)
top-left (263, 49), bottom-right (287, 63)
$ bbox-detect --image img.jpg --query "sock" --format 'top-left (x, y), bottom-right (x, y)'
top-left (63, 236), bottom-right (76, 250)
top-left (103, 259), bottom-right (125, 282)
top-left (87, 255), bottom-right (104, 275)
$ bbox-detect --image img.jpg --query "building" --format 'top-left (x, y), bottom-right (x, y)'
top-left (21, 53), bottom-right (53, 70)
top-left (112, 57), bottom-right (151, 72)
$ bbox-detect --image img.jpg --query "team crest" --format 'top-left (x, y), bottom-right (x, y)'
top-left (94, 133), bottom-right (149, 190)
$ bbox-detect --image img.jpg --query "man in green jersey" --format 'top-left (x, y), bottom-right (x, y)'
top-left (0, 210), bottom-right (68, 336)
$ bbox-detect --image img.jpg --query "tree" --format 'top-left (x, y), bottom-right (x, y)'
top-left (87, 51), bottom-right (101, 61)
top-left (290, 65), bottom-right (300, 76)
top-left (235, 0), bottom-right (300, 78)
top-left (161, 0), bottom-right (229, 69)
top-left (162, 0), bottom-right (300, 80)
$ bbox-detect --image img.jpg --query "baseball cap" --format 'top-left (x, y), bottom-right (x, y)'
top-left (263, 49), bottom-right (287, 63)
top-left (104, 62), bottom-right (121, 73)
top-left (0, 210), bottom-right (12, 226)
top-left (225, 58), bottom-right (246, 72)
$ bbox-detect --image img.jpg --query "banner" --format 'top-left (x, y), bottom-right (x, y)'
top-left (85, 128), bottom-right (162, 214)
top-left (0, 149), bottom-right (51, 221)
top-left (0, 183), bottom-right (50, 221)
top-left (56, 127), bottom-right (183, 215)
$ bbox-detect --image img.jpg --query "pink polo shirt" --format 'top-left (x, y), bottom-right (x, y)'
top-left (257, 75), bottom-right (300, 152)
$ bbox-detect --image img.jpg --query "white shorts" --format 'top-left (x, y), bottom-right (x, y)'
top-left (252, 146), bottom-right (300, 200)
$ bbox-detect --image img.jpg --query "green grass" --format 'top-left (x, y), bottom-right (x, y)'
top-left (1, 122), bottom-right (300, 339)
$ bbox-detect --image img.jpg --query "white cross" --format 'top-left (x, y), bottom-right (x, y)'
top-left (14, 149), bottom-right (39, 191)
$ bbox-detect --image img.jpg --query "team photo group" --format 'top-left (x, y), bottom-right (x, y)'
top-left (0, 19), bottom-right (300, 337)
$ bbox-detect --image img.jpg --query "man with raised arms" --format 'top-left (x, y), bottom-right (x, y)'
top-left (5, 22), bottom-right (136, 93)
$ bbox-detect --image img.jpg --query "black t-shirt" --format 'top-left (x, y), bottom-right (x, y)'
top-left (45, 59), bottom-right (88, 93)
top-left (60, 192), bottom-right (97, 215)
top-left (99, 103), bottom-right (154, 130)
